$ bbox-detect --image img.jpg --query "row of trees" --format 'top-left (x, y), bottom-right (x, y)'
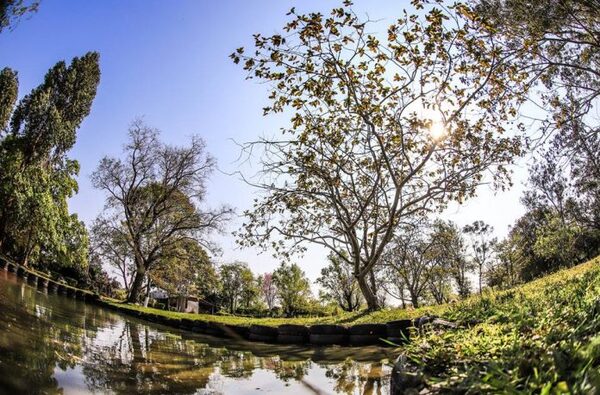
top-left (220, 261), bottom-right (312, 316)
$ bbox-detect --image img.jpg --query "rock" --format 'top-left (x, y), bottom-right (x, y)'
top-left (390, 355), bottom-right (425, 395)
top-left (431, 318), bottom-right (457, 328)
top-left (413, 315), bottom-right (437, 328)
top-left (413, 315), bottom-right (458, 329)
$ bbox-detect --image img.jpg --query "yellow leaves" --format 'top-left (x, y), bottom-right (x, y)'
top-left (366, 35), bottom-right (380, 52)
top-left (455, 4), bottom-right (477, 22)
top-left (374, 63), bottom-right (386, 75)
top-left (291, 113), bottom-right (304, 128)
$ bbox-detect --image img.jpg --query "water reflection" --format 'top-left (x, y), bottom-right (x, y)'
top-left (0, 272), bottom-right (392, 394)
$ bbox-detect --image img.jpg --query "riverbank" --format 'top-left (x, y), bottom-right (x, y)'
top-left (3, 254), bottom-right (599, 353)
top-left (0, 256), bottom-right (96, 301)
top-left (103, 256), bottom-right (600, 328)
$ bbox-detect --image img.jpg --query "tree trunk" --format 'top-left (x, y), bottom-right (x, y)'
top-left (357, 275), bottom-right (380, 311)
top-left (127, 267), bottom-right (146, 303)
top-left (478, 265), bottom-right (483, 295)
top-left (410, 293), bottom-right (420, 308)
top-left (143, 279), bottom-right (151, 307)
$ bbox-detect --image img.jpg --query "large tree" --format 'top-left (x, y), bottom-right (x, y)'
top-left (91, 121), bottom-right (232, 303)
top-left (0, 53), bottom-right (100, 273)
top-left (232, 2), bottom-right (526, 309)
top-left (475, 0), bottom-right (600, 231)
top-left (431, 219), bottom-right (472, 298)
top-left (149, 239), bottom-right (213, 298)
top-left (258, 272), bottom-right (278, 311)
top-left (91, 219), bottom-right (135, 293)
top-left (384, 220), bottom-right (438, 308)
top-left (219, 261), bottom-right (257, 313)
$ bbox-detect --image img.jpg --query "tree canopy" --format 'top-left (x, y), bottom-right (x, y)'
top-left (232, 1), bottom-right (527, 310)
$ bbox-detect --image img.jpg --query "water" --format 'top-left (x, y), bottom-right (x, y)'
top-left (0, 271), bottom-right (394, 394)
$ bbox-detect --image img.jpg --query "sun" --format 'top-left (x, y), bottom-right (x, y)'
top-left (428, 119), bottom-right (447, 140)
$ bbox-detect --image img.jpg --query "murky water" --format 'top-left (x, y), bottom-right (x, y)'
top-left (0, 271), bottom-right (394, 394)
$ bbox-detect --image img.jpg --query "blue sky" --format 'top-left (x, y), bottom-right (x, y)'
top-left (0, 0), bottom-right (528, 284)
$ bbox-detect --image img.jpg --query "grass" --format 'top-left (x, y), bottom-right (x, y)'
top-left (103, 291), bottom-right (441, 328)
top-left (398, 256), bottom-right (600, 393)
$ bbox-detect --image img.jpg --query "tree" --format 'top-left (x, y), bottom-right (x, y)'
top-left (432, 220), bottom-right (471, 299)
top-left (259, 272), bottom-right (278, 311)
top-left (317, 253), bottom-right (362, 312)
top-left (232, 2), bottom-right (526, 310)
top-left (219, 261), bottom-right (256, 314)
top-left (149, 239), bottom-right (213, 298)
top-left (0, 0), bottom-right (40, 32)
top-left (487, 238), bottom-right (521, 289)
top-left (463, 220), bottom-right (496, 294)
top-left (91, 220), bottom-right (136, 293)
top-left (0, 53), bottom-right (100, 272)
top-left (384, 222), bottom-right (438, 308)
top-left (91, 121), bottom-right (232, 303)
top-left (426, 263), bottom-right (452, 305)
top-left (272, 263), bottom-right (312, 317)
top-left (86, 253), bottom-right (120, 297)
top-left (475, 0), bottom-right (600, 232)
top-left (474, 0), bottom-right (599, 138)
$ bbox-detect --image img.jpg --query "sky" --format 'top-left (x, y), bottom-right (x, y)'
top-left (0, 0), bottom-right (529, 285)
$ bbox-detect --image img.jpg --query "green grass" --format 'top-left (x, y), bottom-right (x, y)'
top-left (398, 256), bottom-right (600, 393)
top-left (102, 291), bottom-right (437, 328)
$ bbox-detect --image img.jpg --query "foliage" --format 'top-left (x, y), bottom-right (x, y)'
top-left (149, 239), bottom-right (216, 299)
top-left (258, 272), bottom-right (278, 311)
top-left (473, 0), bottom-right (600, 288)
top-left (219, 261), bottom-right (259, 314)
top-left (86, 255), bottom-right (120, 297)
top-left (0, 0), bottom-right (39, 32)
top-left (463, 220), bottom-right (496, 294)
top-left (90, 219), bottom-right (135, 293)
top-left (272, 262), bottom-right (312, 317)
top-left (431, 219), bottom-right (472, 298)
top-left (0, 53), bottom-right (99, 277)
top-left (383, 220), bottom-right (439, 308)
top-left (492, 200), bottom-right (599, 288)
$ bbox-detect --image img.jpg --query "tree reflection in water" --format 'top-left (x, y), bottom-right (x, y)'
top-left (0, 273), bottom-right (391, 394)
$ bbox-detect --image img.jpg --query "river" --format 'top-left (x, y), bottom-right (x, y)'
top-left (0, 271), bottom-right (394, 394)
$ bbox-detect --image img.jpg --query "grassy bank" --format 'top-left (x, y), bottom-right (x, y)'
top-left (397, 256), bottom-right (600, 393)
top-left (106, 256), bottom-right (599, 327)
